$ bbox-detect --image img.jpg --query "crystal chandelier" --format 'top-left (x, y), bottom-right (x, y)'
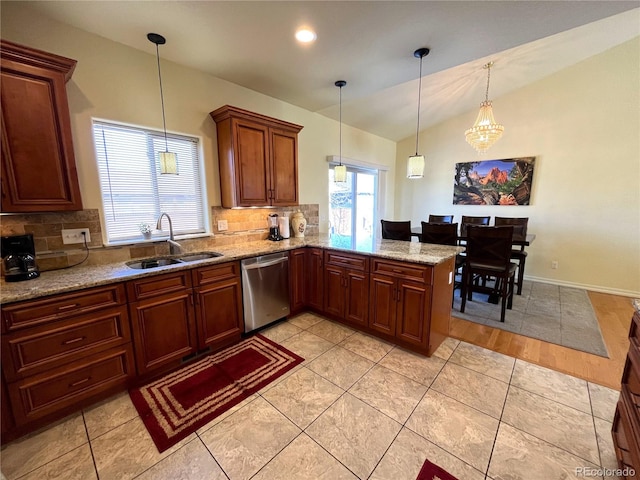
top-left (465, 61), bottom-right (504, 155)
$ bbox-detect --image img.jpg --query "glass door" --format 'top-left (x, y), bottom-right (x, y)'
top-left (329, 166), bottom-right (377, 250)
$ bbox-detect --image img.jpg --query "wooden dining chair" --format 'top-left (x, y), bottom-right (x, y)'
top-left (380, 220), bottom-right (412, 241)
top-left (495, 217), bottom-right (529, 295)
top-left (421, 222), bottom-right (464, 296)
top-left (460, 225), bottom-right (517, 323)
top-left (428, 214), bottom-right (454, 224)
top-left (460, 215), bottom-right (491, 237)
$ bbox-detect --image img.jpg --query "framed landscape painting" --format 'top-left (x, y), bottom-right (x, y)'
top-left (453, 157), bottom-right (535, 205)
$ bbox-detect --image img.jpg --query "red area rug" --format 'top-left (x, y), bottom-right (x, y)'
top-left (130, 334), bottom-right (304, 452)
top-left (416, 458), bottom-right (459, 480)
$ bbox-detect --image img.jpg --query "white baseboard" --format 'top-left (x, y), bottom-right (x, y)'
top-left (525, 275), bottom-right (639, 299)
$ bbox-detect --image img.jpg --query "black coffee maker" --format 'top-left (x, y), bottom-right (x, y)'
top-left (267, 214), bottom-right (283, 241)
top-left (1, 234), bottom-right (40, 282)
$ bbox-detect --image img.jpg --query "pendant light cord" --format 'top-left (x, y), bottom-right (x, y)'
top-left (154, 43), bottom-right (170, 153)
top-left (415, 54), bottom-right (424, 156)
top-left (339, 84), bottom-right (343, 166)
top-left (485, 62), bottom-right (491, 102)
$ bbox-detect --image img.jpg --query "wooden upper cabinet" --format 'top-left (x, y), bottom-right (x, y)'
top-left (0, 40), bottom-right (82, 212)
top-left (210, 105), bottom-right (303, 208)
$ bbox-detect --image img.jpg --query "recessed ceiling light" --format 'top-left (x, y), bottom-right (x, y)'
top-left (295, 28), bottom-right (317, 44)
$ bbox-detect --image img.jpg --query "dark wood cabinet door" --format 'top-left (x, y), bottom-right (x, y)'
top-left (289, 248), bottom-right (306, 314)
top-left (129, 292), bottom-right (197, 375)
top-left (195, 278), bottom-right (243, 351)
top-left (305, 248), bottom-right (324, 311)
top-left (269, 129), bottom-right (298, 206)
top-left (0, 41), bottom-right (82, 212)
top-left (234, 119), bottom-right (270, 206)
top-left (1, 375), bottom-right (14, 437)
top-left (368, 274), bottom-right (396, 336)
top-left (323, 265), bottom-right (345, 319)
top-left (344, 270), bottom-right (369, 327)
top-left (396, 279), bottom-right (430, 348)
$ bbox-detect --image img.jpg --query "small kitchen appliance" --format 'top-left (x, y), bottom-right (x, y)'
top-left (267, 214), bottom-right (283, 241)
top-left (278, 216), bottom-right (290, 239)
top-left (1, 233), bottom-right (40, 282)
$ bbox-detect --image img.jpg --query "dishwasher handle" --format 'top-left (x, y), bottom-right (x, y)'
top-left (242, 256), bottom-right (288, 270)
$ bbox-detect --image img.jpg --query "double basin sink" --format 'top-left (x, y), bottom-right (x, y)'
top-left (126, 251), bottom-right (223, 270)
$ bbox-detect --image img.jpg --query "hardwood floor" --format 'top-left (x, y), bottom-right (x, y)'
top-left (449, 291), bottom-right (633, 390)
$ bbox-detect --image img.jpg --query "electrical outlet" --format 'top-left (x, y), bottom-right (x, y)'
top-left (61, 228), bottom-right (91, 244)
top-left (551, 260), bottom-right (558, 269)
top-left (217, 220), bottom-right (228, 231)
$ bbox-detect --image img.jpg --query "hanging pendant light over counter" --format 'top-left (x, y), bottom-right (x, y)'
top-left (408, 47), bottom-right (429, 179)
top-left (465, 61), bottom-right (504, 155)
top-left (148, 32), bottom-right (177, 175)
top-left (334, 80), bottom-right (347, 183)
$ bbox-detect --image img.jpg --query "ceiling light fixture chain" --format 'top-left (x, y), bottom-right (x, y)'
top-left (147, 32), bottom-right (178, 174)
top-left (334, 80), bottom-right (347, 183)
top-left (407, 47), bottom-right (429, 179)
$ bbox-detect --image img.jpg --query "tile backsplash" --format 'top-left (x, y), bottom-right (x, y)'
top-left (0, 205), bottom-right (319, 271)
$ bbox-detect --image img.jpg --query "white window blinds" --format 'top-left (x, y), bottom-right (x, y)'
top-left (92, 120), bottom-right (206, 243)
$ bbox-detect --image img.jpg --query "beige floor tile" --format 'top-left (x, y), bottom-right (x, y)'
top-left (83, 391), bottom-right (138, 439)
top-left (349, 364), bottom-right (428, 423)
top-left (488, 423), bottom-right (600, 480)
top-left (196, 394), bottom-right (258, 435)
top-left (589, 382), bottom-right (620, 422)
top-left (288, 312), bottom-right (324, 330)
top-left (378, 346), bottom-right (446, 386)
top-left (370, 427), bottom-right (485, 480)
top-left (252, 433), bottom-right (358, 480)
top-left (306, 393), bottom-right (401, 479)
top-left (431, 362), bottom-right (509, 419)
top-left (259, 321), bottom-right (303, 344)
top-left (280, 330), bottom-right (335, 364)
top-left (199, 397), bottom-right (300, 480)
top-left (449, 342), bottom-right (515, 383)
top-left (405, 389), bottom-right (499, 472)
top-left (339, 332), bottom-right (394, 362)
top-left (307, 345), bottom-right (375, 389)
top-left (502, 386), bottom-right (600, 465)
top-left (0, 413), bottom-right (87, 480)
top-left (91, 416), bottom-right (195, 480)
top-left (594, 417), bottom-right (618, 472)
top-left (307, 319), bottom-right (355, 343)
top-left (16, 443), bottom-right (96, 480)
top-left (135, 438), bottom-right (226, 480)
top-left (262, 367), bottom-right (343, 428)
top-left (511, 360), bottom-right (591, 413)
top-left (432, 336), bottom-right (460, 361)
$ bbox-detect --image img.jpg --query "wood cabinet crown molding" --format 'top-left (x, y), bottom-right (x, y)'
top-left (210, 105), bottom-right (303, 133)
top-left (0, 40), bottom-right (76, 80)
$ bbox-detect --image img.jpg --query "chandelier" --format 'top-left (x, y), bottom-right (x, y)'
top-left (465, 61), bottom-right (504, 155)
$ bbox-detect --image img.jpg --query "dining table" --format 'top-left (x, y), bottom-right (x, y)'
top-left (410, 227), bottom-right (536, 246)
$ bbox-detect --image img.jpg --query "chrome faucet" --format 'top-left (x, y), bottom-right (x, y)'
top-left (156, 212), bottom-right (182, 255)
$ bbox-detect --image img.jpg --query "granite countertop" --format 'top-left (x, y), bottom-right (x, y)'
top-left (0, 234), bottom-right (462, 305)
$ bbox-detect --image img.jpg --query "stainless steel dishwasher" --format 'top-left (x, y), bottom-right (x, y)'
top-left (241, 252), bottom-right (290, 333)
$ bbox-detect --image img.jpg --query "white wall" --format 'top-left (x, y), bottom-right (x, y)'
top-left (395, 38), bottom-right (640, 296)
top-left (0, 3), bottom-right (397, 234)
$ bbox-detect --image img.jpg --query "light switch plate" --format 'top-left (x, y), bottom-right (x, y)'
top-left (61, 228), bottom-right (91, 244)
top-left (217, 220), bottom-right (228, 231)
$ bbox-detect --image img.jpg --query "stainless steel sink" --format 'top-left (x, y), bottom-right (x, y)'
top-left (178, 252), bottom-right (224, 262)
top-left (126, 257), bottom-right (183, 269)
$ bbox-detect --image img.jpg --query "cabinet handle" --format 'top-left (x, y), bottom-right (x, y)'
top-left (392, 268), bottom-right (402, 273)
top-left (69, 377), bottom-right (91, 388)
top-left (190, 293), bottom-right (195, 306)
top-left (57, 304), bottom-right (79, 311)
top-left (62, 336), bottom-right (86, 345)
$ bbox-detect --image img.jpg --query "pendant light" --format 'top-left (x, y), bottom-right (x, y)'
top-left (147, 33), bottom-right (177, 175)
top-left (465, 61), bottom-right (504, 155)
top-left (408, 47), bottom-right (429, 179)
top-left (334, 80), bottom-right (347, 183)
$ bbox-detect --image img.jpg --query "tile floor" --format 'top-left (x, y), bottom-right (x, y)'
top-left (1, 312), bottom-right (621, 480)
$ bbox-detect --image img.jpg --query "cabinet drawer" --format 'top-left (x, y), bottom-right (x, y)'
top-left (126, 271), bottom-right (192, 301)
top-left (613, 399), bottom-right (640, 478)
top-left (192, 261), bottom-right (239, 286)
top-left (2, 284), bottom-right (126, 332)
top-left (324, 251), bottom-right (369, 272)
top-left (623, 348), bottom-right (640, 408)
top-left (2, 306), bottom-right (131, 381)
top-left (371, 258), bottom-right (432, 283)
top-left (8, 344), bottom-right (134, 425)
top-left (630, 312), bottom-right (640, 350)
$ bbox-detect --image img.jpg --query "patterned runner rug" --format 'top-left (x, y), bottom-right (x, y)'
top-left (452, 280), bottom-right (608, 357)
top-left (416, 458), bottom-right (459, 480)
top-left (130, 334), bottom-right (304, 452)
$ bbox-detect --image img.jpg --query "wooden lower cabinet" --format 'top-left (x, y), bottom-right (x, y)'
top-left (289, 248), bottom-right (306, 314)
top-left (305, 247), bottom-right (324, 311)
top-left (323, 251), bottom-right (369, 327)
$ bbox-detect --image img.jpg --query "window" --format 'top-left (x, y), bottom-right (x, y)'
top-left (93, 120), bottom-right (207, 244)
